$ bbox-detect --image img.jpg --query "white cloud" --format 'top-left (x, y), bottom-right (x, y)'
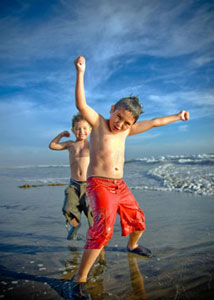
top-left (0, 0), bottom-right (212, 117)
top-left (128, 131), bottom-right (162, 141)
top-left (0, 0), bottom-right (213, 164)
top-left (1, 0), bottom-right (213, 65)
top-left (178, 125), bottom-right (188, 132)
top-left (0, 97), bottom-right (77, 148)
top-left (0, 0), bottom-right (213, 98)
top-left (193, 55), bottom-right (214, 67)
top-left (145, 90), bottom-right (214, 119)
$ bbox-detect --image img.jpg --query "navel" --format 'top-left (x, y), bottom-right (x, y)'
top-left (115, 167), bottom-right (119, 171)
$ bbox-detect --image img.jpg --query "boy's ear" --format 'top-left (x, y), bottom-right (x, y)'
top-left (71, 128), bottom-right (74, 133)
top-left (110, 105), bottom-right (115, 114)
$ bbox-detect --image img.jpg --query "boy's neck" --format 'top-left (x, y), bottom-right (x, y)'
top-left (75, 138), bottom-right (88, 142)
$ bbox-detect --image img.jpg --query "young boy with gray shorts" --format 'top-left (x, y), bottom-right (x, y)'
top-left (49, 113), bottom-right (93, 239)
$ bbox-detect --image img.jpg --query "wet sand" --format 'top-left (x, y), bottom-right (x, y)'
top-left (0, 183), bottom-right (214, 299)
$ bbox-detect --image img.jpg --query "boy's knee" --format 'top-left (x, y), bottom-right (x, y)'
top-left (133, 230), bottom-right (144, 233)
top-left (86, 224), bottom-right (113, 249)
top-left (104, 226), bottom-right (113, 242)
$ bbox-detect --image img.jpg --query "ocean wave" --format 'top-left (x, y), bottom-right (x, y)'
top-left (146, 164), bottom-right (214, 196)
top-left (130, 181), bottom-right (214, 196)
top-left (17, 177), bottom-right (69, 185)
top-left (1, 164), bottom-right (70, 170)
top-left (126, 153), bottom-right (214, 166)
top-left (125, 156), bottom-right (166, 164)
top-left (1, 153), bottom-right (213, 169)
top-left (1, 153), bottom-right (213, 196)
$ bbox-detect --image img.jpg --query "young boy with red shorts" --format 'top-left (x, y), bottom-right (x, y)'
top-left (68, 56), bottom-right (189, 299)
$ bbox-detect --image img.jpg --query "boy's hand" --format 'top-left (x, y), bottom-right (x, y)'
top-left (179, 110), bottom-right (189, 121)
top-left (74, 56), bottom-right (85, 73)
top-left (61, 130), bottom-right (70, 137)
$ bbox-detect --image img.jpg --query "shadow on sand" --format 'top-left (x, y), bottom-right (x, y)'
top-left (0, 245), bottom-right (147, 300)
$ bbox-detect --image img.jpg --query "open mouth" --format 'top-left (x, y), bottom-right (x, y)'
top-left (113, 125), bottom-right (120, 131)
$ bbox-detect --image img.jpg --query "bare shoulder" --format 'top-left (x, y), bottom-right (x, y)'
top-left (129, 120), bottom-right (155, 136)
top-left (95, 113), bottom-right (105, 127)
top-left (91, 113), bottom-right (106, 130)
top-left (64, 140), bottom-right (75, 148)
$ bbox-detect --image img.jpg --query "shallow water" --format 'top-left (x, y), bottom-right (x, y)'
top-left (1, 153), bottom-right (213, 196)
top-left (0, 177), bottom-right (214, 299)
top-left (0, 158), bottom-right (214, 299)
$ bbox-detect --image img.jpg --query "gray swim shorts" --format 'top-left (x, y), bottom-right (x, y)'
top-left (62, 178), bottom-right (93, 226)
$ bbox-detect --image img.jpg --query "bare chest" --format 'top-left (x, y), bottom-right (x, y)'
top-left (69, 143), bottom-right (89, 161)
top-left (103, 134), bottom-right (125, 150)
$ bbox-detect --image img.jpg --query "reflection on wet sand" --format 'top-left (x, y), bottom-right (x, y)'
top-left (127, 252), bottom-right (147, 300)
top-left (60, 246), bottom-right (107, 299)
top-left (61, 246), bottom-right (147, 300)
top-left (0, 246), bottom-right (147, 300)
top-left (0, 263), bottom-right (69, 299)
top-left (61, 246), bottom-right (106, 280)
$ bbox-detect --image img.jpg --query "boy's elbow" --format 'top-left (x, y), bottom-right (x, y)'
top-left (49, 143), bottom-right (54, 150)
top-left (76, 102), bottom-right (83, 111)
top-left (76, 103), bottom-right (87, 115)
top-left (152, 118), bottom-right (161, 127)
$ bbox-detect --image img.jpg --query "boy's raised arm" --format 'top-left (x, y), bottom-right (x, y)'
top-left (49, 131), bottom-right (70, 150)
top-left (129, 110), bottom-right (189, 135)
top-left (74, 56), bottom-right (99, 127)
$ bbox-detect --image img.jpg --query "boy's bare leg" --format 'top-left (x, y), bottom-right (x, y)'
top-left (65, 213), bottom-right (79, 227)
top-left (74, 247), bottom-right (104, 282)
top-left (71, 218), bottom-right (79, 227)
top-left (65, 214), bottom-right (80, 240)
top-left (99, 247), bottom-right (106, 264)
top-left (127, 231), bottom-right (143, 250)
top-left (127, 231), bottom-right (152, 257)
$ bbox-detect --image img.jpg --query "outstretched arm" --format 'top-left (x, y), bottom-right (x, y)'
top-left (49, 131), bottom-right (71, 150)
top-left (74, 56), bottom-right (99, 127)
top-left (129, 110), bottom-right (189, 135)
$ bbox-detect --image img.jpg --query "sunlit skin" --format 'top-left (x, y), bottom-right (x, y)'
top-left (73, 120), bottom-right (91, 141)
top-left (49, 120), bottom-right (91, 181)
top-left (87, 106), bottom-right (136, 178)
top-left (108, 106), bottom-right (136, 133)
top-left (73, 55), bottom-right (190, 283)
top-left (49, 120), bottom-right (91, 228)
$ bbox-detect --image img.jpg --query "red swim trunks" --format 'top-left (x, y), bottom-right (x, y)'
top-left (85, 176), bottom-right (146, 249)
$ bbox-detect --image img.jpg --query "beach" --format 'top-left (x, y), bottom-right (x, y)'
top-left (0, 156), bottom-right (214, 299)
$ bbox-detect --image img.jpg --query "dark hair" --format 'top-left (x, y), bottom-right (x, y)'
top-left (72, 113), bottom-right (89, 129)
top-left (113, 96), bottom-right (143, 122)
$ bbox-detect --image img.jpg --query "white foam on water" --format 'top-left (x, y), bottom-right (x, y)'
top-left (1, 153), bottom-right (213, 196)
top-left (127, 153), bottom-right (214, 196)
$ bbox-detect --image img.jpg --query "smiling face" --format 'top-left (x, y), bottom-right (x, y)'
top-left (108, 106), bottom-right (136, 134)
top-left (72, 120), bottom-right (91, 141)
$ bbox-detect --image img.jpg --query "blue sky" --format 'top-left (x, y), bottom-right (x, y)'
top-left (0, 0), bottom-right (213, 166)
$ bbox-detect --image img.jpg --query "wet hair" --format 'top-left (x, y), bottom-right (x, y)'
top-left (72, 113), bottom-right (89, 129)
top-left (113, 96), bottom-right (143, 122)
